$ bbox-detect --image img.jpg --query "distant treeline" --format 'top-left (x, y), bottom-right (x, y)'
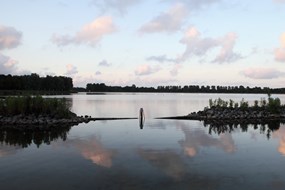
top-left (86, 83), bottom-right (285, 94)
top-left (0, 74), bottom-right (73, 91)
top-left (86, 83), bottom-right (155, 92)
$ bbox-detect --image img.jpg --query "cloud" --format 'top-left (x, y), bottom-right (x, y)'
top-left (146, 55), bottom-right (176, 63)
top-left (91, 0), bottom-right (142, 14)
top-left (134, 64), bottom-right (161, 76)
top-left (95, 71), bottom-right (102, 75)
top-left (65, 64), bottom-right (78, 76)
top-left (0, 25), bottom-right (22, 75)
top-left (274, 48), bottom-right (285, 62)
top-left (173, 0), bottom-right (221, 10)
top-left (212, 32), bottom-right (243, 63)
top-left (273, 0), bottom-right (285, 3)
top-left (0, 25), bottom-right (22, 50)
top-left (0, 53), bottom-right (18, 74)
top-left (73, 74), bottom-right (102, 87)
top-left (138, 149), bottom-right (187, 180)
top-left (272, 126), bottom-right (285, 156)
top-left (179, 27), bottom-right (242, 63)
top-left (240, 68), bottom-right (285, 79)
top-left (274, 33), bottom-right (285, 62)
top-left (40, 67), bottom-right (56, 76)
top-left (170, 64), bottom-right (182, 76)
top-left (98, 60), bottom-right (112, 67)
top-left (0, 145), bottom-right (21, 158)
top-left (60, 137), bottom-right (115, 168)
top-left (138, 3), bottom-right (188, 34)
top-left (52, 16), bottom-right (117, 47)
top-left (179, 126), bottom-right (235, 158)
top-left (79, 138), bottom-right (115, 168)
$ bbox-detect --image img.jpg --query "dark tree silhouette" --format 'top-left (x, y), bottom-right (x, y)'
top-left (0, 74), bottom-right (73, 92)
top-left (86, 83), bottom-right (285, 94)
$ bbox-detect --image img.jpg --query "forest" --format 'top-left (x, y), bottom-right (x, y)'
top-left (0, 74), bottom-right (73, 91)
top-left (1, 74), bottom-right (285, 94)
top-left (86, 83), bottom-right (285, 94)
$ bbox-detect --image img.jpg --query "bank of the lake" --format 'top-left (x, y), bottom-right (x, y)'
top-left (158, 96), bottom-right (285, 124)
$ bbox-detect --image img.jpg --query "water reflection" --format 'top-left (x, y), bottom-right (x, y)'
top-left (178, 124), bottom-right (235, 158)
top-left (56, 135), bottom-right (115, 168)
top-left (138, 149), bottom-right (186, 180)
top-left (69, 137), bottom-right (115, 168)
top-left (272, 127), bottom-right (285, 156)
top-left (202, 120), bottom-right (284, 140)
top-left (0, 145), bottom-right (21, 157)
top-left (139, 108), bottom-right (145, 129)
top-left (0, 125), bottom-right (71, 148)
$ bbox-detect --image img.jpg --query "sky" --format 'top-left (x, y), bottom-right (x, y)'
top-left (0, 0), bottom-right (285, 87)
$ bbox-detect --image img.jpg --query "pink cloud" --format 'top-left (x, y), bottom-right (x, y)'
top-left (240, 68), bottom-right (285, 79)
top-left (272, 126), bottom-right (285, 156)
top-left (134, 64), bottom-right (161, 76)
top-left (179, 125), bottom-right (235, 158)
top-left (179, 27), bottom-right (242, 63)
top-left (79, 138), bottom-right (115, 168)
top-left (0, 25), bottom-right (22, 74)
top-left (52, 16), bottom-right (117, 47)
top-left (212, 32), bottom-right (242, 63)
top-left (0, 53), bottom-right (18, 74)
top-left (65, 64), bottom-right (78, 76)
top-left (170, 64), bottom-right (182, 76)
top-left (274, 33), bottom-right (285, 62)
top-left (138, 3), bottom-right (188, 34)
top-left (0, 25), bottom-right (22, 50)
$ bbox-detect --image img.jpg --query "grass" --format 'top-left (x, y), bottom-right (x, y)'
top-left (0, 96), bottom-right (75, 118)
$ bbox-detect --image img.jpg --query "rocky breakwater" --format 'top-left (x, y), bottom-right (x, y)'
top-left (188, 106), bottom-right (285, 122)
top-left (0, 114), bottom-right (93, 129)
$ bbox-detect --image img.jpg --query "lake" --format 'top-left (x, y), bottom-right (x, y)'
top-left (1, 93), bottom-right (285, 190)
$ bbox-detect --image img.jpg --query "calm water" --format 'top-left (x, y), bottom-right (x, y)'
top-left (1, 93), bottom-right (285, 190)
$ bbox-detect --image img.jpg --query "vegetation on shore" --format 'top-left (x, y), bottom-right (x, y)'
top-left (1, 73), bottom-right (285, 95)
top-left (159, 95), bottom-right (285, 123)
top-left (208, 94), bottom-right (283, 114)
top-left (0, 96), bottom-right (75, 119)
top-left (86, 83), bottom-right (285, 94)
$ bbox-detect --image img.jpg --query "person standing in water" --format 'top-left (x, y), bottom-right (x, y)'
top-left (139, 108), bottom-right (145, 129)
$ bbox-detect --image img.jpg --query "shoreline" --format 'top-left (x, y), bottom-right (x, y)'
top-left (156, 106), bottom-right (285, 124)
top-left (0, 115), bottom-right (137, 130)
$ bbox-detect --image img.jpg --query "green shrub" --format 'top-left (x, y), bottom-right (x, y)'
top-left (209, 99), bottom-right (213, 108)
top-left (268, 96), bottom-right (281, 114)
top-left (253, 100), bottom-right (259, 109)
top-left (0, 96), bottom-right (73, 118)
top-left (260, 98), bottom-right (267, 107)
top-left (229, 99), bottom-right (234, 108)
top-left (240, 98), bottom-right (249, 109)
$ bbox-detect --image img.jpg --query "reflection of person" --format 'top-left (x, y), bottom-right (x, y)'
top-left (139, 108), bottom-right (145, 129)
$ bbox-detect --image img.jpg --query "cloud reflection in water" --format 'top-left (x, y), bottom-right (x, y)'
top-left (138, 149), bottom-right (186, 180)
top-left (62, 136), bottom-right (115, 168)
top-left (177, 122), bottom-right (236, 157)
top-left (272, 125), bottom-right (285, 156)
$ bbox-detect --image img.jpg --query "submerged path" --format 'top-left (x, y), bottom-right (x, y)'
top-left (0, 115), bottom-right (138, 130)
